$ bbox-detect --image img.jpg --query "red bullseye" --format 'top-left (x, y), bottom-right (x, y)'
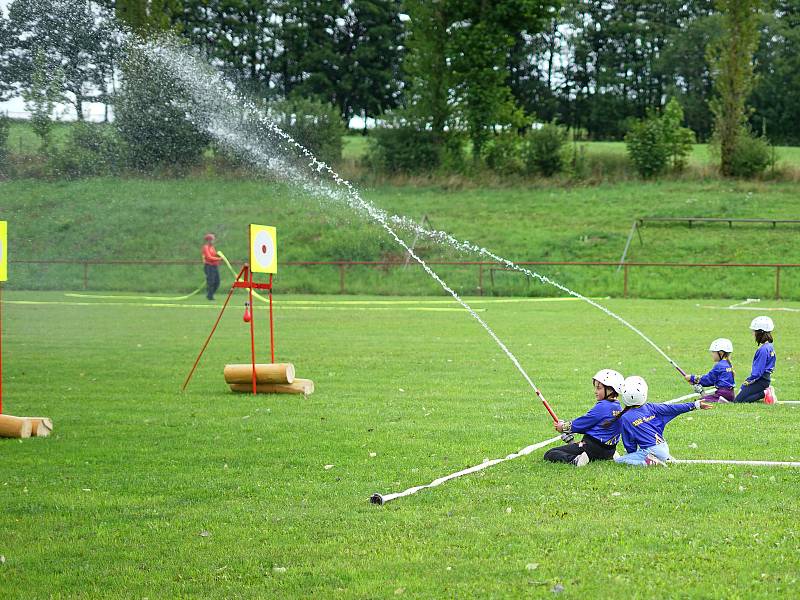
top-left (261, 244), bottom-right (267, 254)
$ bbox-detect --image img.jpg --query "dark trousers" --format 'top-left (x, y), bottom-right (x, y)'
top-left (544, 435), bottom-right (616, 464)
top-left (204, 264), bottom-right (220, 300)
top-left (734, 376), bottom-right (771, 403)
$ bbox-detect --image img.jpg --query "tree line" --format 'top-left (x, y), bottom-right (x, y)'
top-left (0, 0), bottom-right (794, 178)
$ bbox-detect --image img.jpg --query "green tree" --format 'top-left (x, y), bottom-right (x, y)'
top-left (661, 98), bottom-right (696, 170)
top-left (107, 0), bottom-right (180, 32)
top-left (22, 49), bottom-right (63, 151)
top-left (708, 0), bottom-right (761, 176)
top-left (404, 0), bottom-right (556, 160)
top-left (7, 0), bottom-right (117, 120)
top-left (750, 0), bottom-right (800, 144)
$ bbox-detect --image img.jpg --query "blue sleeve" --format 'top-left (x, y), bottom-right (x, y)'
top-left (747, 347), bottom-right (768, 383)
top-left (569, 403), bottom-right (607, 433)
top-left (650, 402), bottom-right (695, 422)
top-left (621, 420), bottom-right (637, 454)
top-left (698, 363), bottom-right (723, 387)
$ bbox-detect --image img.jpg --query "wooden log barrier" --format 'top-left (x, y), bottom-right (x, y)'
top-left (229, 378), bottom-right (314, 397)
top-left (27, 417), bottom-right (53, 437)
top-left (0, 414), bottom-right (32, 439)
top-left (224, 363), bottom-right (296, 385)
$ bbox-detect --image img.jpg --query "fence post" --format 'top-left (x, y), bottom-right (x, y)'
top-left (775, 266), bottom-right (781, 300)
top-left (84, 262), bottom-right (88, 290)
top-left (339, 264), bottom-right (346, 294)
top-left (478, 263), bottom-right (484, 296)
top-left (623, 264), bottom-right (629, 298)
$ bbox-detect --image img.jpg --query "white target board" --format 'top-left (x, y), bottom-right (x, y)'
top-left (0, 220), bottom-right (6, 282)
top-left (249, 224), bottom-right (277, 274)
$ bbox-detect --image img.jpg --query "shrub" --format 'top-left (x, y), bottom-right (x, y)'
top-left (625, 117), bottom-right (669, 178)
top-left (114, 49), bottom-right (210, 173)
top-left (483, 132), bottom-right (523, 175)
top-left (662, 98), bottom-right (695, 170)
top-left (626, 98), bottom-right (696, 178)
top-left (524, 122), bottom-right (567, 176)
top-left (367, 125), bottom-right (442, 174)
top-left (48, 122), bottom-right (123, 178)
top-left (728, 129), bottom-right (774, 177)
top-left (269, 97), bottom-right (345, 166)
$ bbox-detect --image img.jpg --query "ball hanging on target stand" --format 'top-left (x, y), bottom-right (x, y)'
top-left (243, 301), bottom-right (252, 323)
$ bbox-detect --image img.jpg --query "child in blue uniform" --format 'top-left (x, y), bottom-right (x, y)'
top-left (684, 338), bottom-right (735, 402)
top-left (612, 376), bottom-right (713, 466)
top-left (544, 369), bottom-right (624, 467)
top-left (735, 316), bottom-right (777, 404)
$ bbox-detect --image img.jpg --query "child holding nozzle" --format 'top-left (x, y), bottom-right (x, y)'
top-left (544, 369), bottom-right (624, 467)
top-left (735, 316), bottom-right (777, 403)
top-left (684, 338), bottom-right (735, 402)
top-left (611, 376), bottom-right (713, 467)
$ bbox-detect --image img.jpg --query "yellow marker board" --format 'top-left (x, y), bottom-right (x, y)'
top-left (0, 221), bottom-right (7, 282)
top-left (249, 224), bottom-right (277, 274)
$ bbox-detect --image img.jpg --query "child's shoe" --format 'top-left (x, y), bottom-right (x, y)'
top-left (644, 454), bottom-right (667, 467)
top-left (573, 452), bottom-right (590, 467)
top-left (764, 386), bottom-right (777, 405)
top-left (612, 451), bottom-right (621, 459)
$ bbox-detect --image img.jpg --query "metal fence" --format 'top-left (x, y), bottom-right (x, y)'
top-left (8, 258), bottom-right (798, 299)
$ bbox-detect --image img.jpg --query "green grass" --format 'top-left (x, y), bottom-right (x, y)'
top-left (5, 177), bottom-right (800, 298)
top-left (1, 292), bottom-right (799, 597)
top-left (5, 119), bottom-right (75, 155)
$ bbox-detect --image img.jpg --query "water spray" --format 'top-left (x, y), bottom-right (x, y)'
top-left (131, 39), bottom-right (688, 386)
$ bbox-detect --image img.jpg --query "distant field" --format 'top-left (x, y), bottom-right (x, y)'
top-left (8, 120), bottom-right (800, 170)
top-left (4, 177), bottom-right (800, 298)
top-left (0, 292), bottom-right (798, 597)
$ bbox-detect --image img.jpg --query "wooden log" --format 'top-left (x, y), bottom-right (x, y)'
top-left (27, 417), bottom-right (53, 437)
top-left (229, 378), bottom-right (314, 397)
top-left (0, 414), bottom-right (32, 439)
top-left (223, 363), bottom-right (295, 385)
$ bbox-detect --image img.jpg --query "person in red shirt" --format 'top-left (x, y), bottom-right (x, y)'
top-left (202, 233), bottom-right (222, 300)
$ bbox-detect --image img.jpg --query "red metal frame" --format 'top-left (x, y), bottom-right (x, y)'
top-left (183, 264), bottom-right (276, 395)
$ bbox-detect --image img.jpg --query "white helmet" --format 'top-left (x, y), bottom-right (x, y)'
top-left (593, 369), bottom-right (625, 394)
top-left (709, 338), bottom-right (733, 353)
top-left (620, 376), bottom-right (648, 407)
top-left (750, 316), bottom-right (774, 332)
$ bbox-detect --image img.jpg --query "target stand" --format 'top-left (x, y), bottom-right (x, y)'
top-left (183, 224), bottom-right (314, 397)
top-left (0, 220), bottom-right (54, 438)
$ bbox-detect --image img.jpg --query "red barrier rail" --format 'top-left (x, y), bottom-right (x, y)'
top-left (9, 259), bottom-right (800, 299)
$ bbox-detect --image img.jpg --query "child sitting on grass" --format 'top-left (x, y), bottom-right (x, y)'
top-left (612, 376), bottom-right (713, 466)
top-left (684, 338), bottom-right (735, 402)
top-left (735, 316), bottom-right (777, 404)
top-left (544, 369), bottom-right (624, 467)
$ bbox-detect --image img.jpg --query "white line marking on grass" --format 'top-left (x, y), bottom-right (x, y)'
top-left (697, 302), bottom-right (800, 313)
top-left (6, 300), bottom-right (485, 312)
top-left (671, 459), bottom-right (800, 467)
top-left (371, 391), bottom-right (701, 505)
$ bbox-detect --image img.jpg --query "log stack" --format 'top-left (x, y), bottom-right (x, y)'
top-left (224, 363), bottom-right (314, 398)
top-left (0, 414), bottom-right (53, 439)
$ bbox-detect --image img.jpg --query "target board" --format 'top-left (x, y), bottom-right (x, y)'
top-left (249, 224), bottom-right (277, 274)
top-left (0, 220), bottom-right (6, 282)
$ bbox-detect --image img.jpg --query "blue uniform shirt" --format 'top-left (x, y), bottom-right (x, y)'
top-left (744, 343), bottom-right (776, 385)
top-left (619, 402), bottom-right (697, 454)
top-left (568, 399), bottom-right (622, 446)
top-left (692, 359), bottom-right (735, 389)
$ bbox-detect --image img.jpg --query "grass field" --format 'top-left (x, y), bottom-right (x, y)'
top-left (5, 177), bottom-right (800, 299)
top-left (1, 292), bottom-right (799, 597)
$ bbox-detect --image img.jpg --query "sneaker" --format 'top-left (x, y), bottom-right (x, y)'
top-left (764, 386), bottom-right (777, 405)
top-left (644, 454), bottom-right (667, 467)
top-left (613, 451), bottom-right (621, 459)
top-left (573, 452), bottom-right (590, 467)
